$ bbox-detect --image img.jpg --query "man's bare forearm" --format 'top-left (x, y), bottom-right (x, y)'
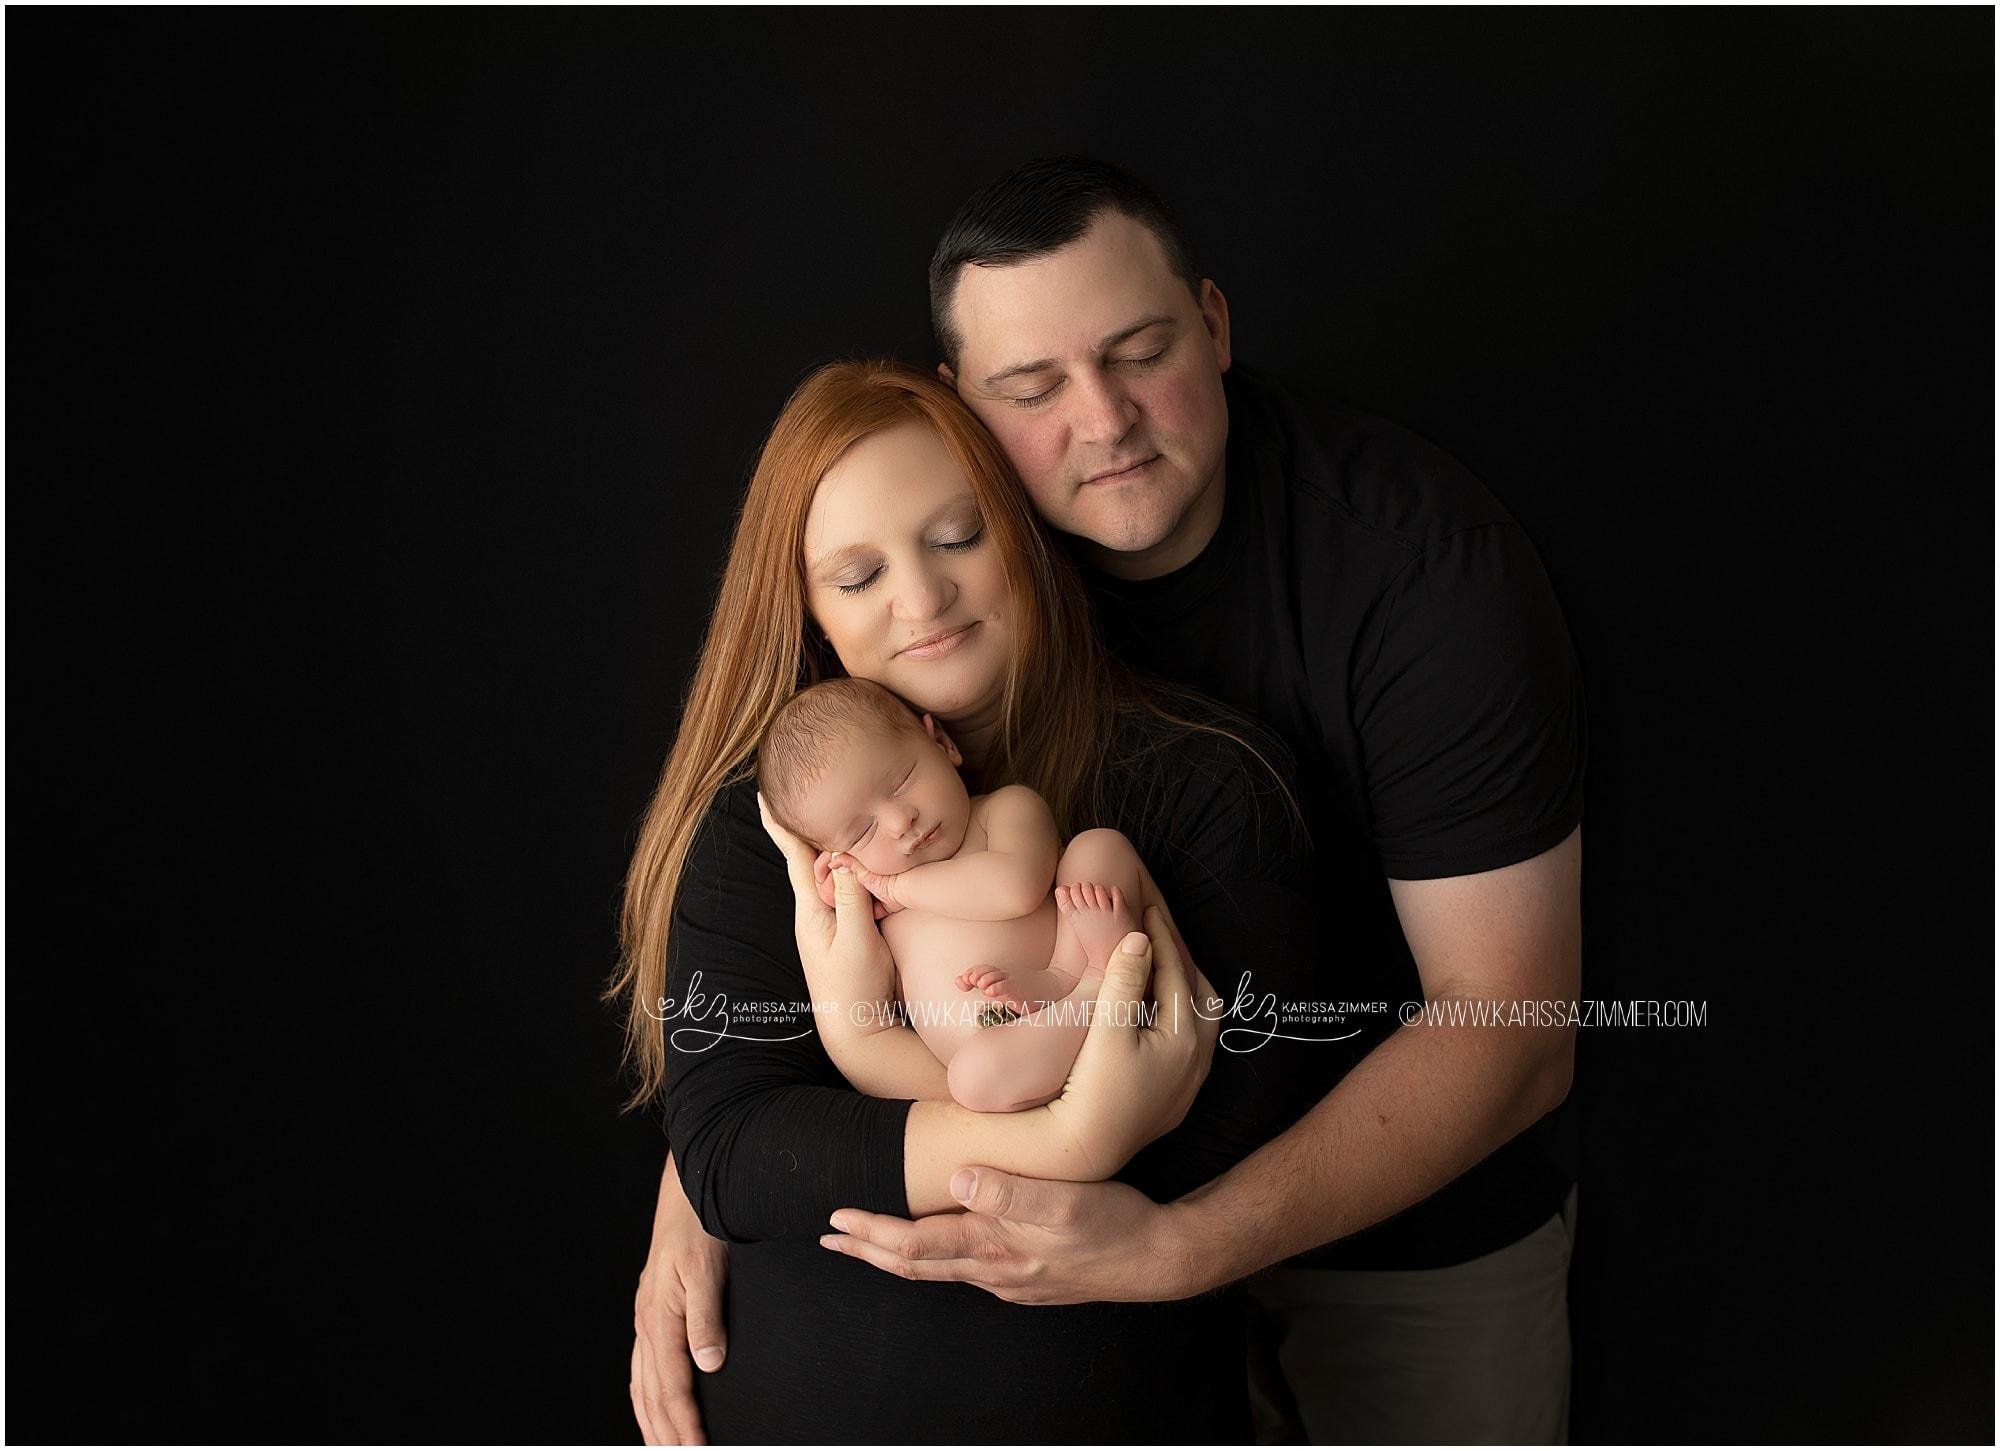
top-left (1167, 1015), bottom-right (1574, 1292)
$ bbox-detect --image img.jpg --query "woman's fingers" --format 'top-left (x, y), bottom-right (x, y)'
top-left (1091, 928), bottom-right (1155, 1035)
top-left (1137, 905), bottom-right (1187, 1006)
top-left (757, 792), bottom-right (830, 931)
top-left (827, 863), bottom-right (878, 939)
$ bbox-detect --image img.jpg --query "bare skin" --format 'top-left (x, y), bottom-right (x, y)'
top-left (779, 709), bottom-right (1148, 1112)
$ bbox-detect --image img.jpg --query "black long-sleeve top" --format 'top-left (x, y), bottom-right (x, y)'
top-left (662, 703), bottom-right (1328, 1444)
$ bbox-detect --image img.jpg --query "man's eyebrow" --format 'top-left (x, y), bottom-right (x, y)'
top-left (977, 315), bottom-right (1177, 391)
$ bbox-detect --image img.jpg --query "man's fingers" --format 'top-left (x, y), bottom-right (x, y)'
top-left (823, 1207), bottom-right (972, 1260)
top-left (819, 1231), bottom-right (993, 1284)
top-left (641, 1307), bottom-right (707, 1447)
top-left (630, 1339), bottom-right (662, 1446)
top-left (952, 1166), bottom-right (1075, 1229)
top-left (682, 1260), bottom-right (728, 1376)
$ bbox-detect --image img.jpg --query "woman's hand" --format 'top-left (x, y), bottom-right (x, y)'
top-left (812, 850), bottom-right (893, 919)
top-left (1044, 904), bottom-right (1221, 1176)
top-left (758, 793), bottom-right (899, 1012)
top-left (631, 1152), bottom-right (729, 1446)
top-left (826, 851), bottom-right (906, 914)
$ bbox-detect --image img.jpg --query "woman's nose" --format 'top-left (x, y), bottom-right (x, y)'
top-left (893, 565), bottom-right (957, 622)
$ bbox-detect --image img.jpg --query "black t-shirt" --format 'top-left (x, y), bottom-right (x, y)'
top-left (1086, 363), bottom-right (1588, 1272)
top-left (663, 706), bottom-right (1322, 1444)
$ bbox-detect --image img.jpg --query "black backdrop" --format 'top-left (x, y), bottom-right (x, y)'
top-left (6, 8), bottom-right (1992, 1444)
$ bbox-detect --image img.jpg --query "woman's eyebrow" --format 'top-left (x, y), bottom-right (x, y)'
top-left (922, 492), bottom-right (979, 524)
top-left (807, 541), bottom-right (875, 576)
top-left (806, 496), bottom-right (979, 574)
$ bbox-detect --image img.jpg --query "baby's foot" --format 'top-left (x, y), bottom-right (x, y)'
top-left (955, 965), bottom-right (1054, 1015)
top-left (1055, 882), bottom-right (1138, 975)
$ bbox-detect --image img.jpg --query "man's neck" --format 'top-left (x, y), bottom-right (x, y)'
top-left (1080, 462), bottom-right (1227, 582)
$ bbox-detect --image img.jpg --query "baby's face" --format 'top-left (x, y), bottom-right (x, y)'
top-left (793, 721), bottom-right (971, 877)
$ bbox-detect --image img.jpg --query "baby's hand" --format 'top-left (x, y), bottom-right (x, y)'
top-left (828, 853), bottom-right (904, 915)
top-left (814, 851), bottom-right (891, 921)
top-left (953, 965), bottom-right (1052, 1014)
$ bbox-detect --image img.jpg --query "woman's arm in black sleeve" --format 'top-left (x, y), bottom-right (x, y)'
top-left (660, 779), bottom-right (913, 1244)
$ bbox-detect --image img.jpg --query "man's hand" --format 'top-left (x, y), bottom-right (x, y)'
top-left (819, 1166), bottom-right (1201, 1305)
top-left (630, 1152), bottom-right (729, 1446)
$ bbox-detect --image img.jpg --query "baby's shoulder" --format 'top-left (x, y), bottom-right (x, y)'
top-left (968, 782), bottom-right (1052, 823)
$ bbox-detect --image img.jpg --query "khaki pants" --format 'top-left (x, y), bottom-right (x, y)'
top-left (1246, 1185), bottom-right (1578, 1445)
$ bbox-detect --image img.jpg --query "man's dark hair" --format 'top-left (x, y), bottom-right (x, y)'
top-left (927, 156), bottom-right (1203, 370)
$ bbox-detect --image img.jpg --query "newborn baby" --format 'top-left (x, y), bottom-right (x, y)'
top-left (757, 677), bottom-right (1149, 1113)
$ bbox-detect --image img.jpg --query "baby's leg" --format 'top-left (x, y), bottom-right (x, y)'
top-left (956, 830), bottom-right (1149, 1015)
top-left (1049, 828), bottom-right (1145, 982)
top-left (945, 1010), bottom-right (1091, 1113)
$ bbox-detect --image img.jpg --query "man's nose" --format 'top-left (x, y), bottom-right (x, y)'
top-left (1070, 369), bottom-right (1139, 448)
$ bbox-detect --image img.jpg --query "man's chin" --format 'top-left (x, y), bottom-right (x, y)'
top-left (1068, 506), bottom-right (1180, 558)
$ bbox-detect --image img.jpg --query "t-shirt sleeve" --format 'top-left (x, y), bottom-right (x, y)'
top-left (660, 780), bottom-right (913, 1243)
top-left (1351, 521), bottom-right (1587, 879)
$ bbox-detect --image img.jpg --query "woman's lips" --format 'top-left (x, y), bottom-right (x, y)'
top-left (898, 622), bottom-right (978, 660)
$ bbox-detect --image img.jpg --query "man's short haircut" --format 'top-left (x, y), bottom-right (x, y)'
top-left (928, 156), bottom-right (1203, 369)
top-left (756, 677), bottom-right (926, 847)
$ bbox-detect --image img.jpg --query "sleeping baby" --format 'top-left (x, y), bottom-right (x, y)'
top-left (756, 676), bottom-right (1153, 1113)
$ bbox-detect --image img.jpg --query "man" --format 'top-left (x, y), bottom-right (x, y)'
top-left (632, 158), bottom-right (1585, 1446)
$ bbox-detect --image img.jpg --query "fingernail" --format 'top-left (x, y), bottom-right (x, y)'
top-left (950, 1169), bottom-right (977, 1201)
top-left (1118, 931), bottom-right (1149, 954)
top-left (693, 1347), bottom-right (724, 1372)
top-left (818, 1234), bottom-right (840, 1249)
top-left (828, 1213), bottom-right (849, 1233)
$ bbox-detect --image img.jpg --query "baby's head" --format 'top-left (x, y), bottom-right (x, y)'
top-left (757, 678), bottom-right (971, 876)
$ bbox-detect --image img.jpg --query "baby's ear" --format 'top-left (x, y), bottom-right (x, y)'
top-left (921, 712), bottom-right (964, 768)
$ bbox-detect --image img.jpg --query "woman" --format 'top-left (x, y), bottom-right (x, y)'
top-left (610, 360), bottom-right (1316, 1444)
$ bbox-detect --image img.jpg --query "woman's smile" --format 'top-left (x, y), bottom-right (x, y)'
top-left (898, 621), bottom-right (980, 660)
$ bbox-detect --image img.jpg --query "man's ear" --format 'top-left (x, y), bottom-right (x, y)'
top-left (1199, 278), bottom-right (1232, 374)
top-left (937, 361), bottom-right (957, 388)
top-left (921, 712), bottom-right (964, 767)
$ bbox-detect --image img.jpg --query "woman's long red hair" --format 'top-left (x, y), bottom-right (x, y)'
top-left (605, 360), bottom-right (1115, 1112)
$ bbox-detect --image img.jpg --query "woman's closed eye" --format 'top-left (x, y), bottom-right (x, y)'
top-left (834, 529), bottom-right (986, 595)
